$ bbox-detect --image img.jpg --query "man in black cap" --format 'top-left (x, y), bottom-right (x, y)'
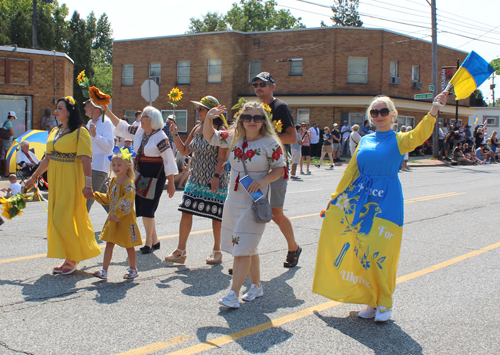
top-left (252, 71), bottom-right (301, 268)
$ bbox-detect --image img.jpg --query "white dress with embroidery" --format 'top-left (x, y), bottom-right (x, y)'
top-left (210, 131), bottom-right (285, 256)
top-left (93, 178), bottom-right (142, 248)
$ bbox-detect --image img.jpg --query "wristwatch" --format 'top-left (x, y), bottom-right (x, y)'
top-left (213, 173), bottom-right (220, 178)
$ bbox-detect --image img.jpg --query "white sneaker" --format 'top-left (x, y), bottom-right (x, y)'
top-left (357, 305), bottom-right (376, 319)
top-left (242, 284), bottom-right (263, 301)
top-left (218, 290), bottom-right (240, 308)
top-left (374, 306), bottom-right (392, 322)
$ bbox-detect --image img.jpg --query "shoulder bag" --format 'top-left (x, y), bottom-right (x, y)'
top-left (0, 121), bottom-right (12, 140)
top-left (240, 144), bottom-right (274, 223)
top-left (134, 130), bottom-right (163, 200)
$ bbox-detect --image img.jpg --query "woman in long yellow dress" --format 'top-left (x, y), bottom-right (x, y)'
top-left (26, 97), bottom-right (102, 274)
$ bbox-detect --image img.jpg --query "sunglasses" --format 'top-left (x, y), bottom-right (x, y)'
top-left (196, 107), bottom-right (207, 112)
top-left (252, 82), bottom-right (268, 88)
top-left (240, 114), bottom-right (264, 123)
top-left (369, 108), bottom-right (391, 118)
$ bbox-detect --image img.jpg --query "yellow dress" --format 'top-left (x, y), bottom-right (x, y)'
top-left (93, 178), bottom-right (142, 248)
top-left (46, 127), bottom-right (102, 261)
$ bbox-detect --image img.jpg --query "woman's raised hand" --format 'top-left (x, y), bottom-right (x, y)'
top-left (170, 122), bottom-right (178, 135)
top-left (430, 90), bottom-right (449, 116)
top-left (206, 105), bottom-right (227, 121)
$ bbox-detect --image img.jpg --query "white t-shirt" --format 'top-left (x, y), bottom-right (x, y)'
top-left (132, 121), bottom-right (141, 126)
top-left (309, 126), bottom-right (320, 144)
top-left (10, 182), bottom-right (22, 195)
top-left (341, 125), bottom-right (352, 139)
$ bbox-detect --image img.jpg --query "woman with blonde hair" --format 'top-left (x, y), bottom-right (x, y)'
top-left (313, 91), bottom-right (449, 322)
top-left (203, 101), bottom-right (285, 309)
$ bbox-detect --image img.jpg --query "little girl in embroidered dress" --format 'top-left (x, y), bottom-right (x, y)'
top-left (91, 148), bottom-right (142, 280)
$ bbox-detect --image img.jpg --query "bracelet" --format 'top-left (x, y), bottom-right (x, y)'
top-left (213, 173), bottom-right (220, 178)
top-left (85, 176), bottom-right (92, 188)
top-left (173, 133), bottom-right (179, 137)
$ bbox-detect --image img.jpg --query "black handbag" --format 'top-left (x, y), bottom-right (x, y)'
top-left (240, 144), bottom-right (273, 224)
top-left (0, 122), bottom-right (11, 140)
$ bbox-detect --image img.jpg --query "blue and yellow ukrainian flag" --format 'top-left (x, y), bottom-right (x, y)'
top-left (449, 51), bottom-right (494, 100)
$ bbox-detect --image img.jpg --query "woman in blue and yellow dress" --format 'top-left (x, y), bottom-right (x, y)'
top-left (313, 90), bottom-right (449, 322)
top-left (26, 97), bottom-right (101, 274)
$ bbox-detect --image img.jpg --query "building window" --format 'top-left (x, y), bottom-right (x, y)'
top-left (149, 63), bottom-right (161, 78)
top-left (162, 110), bottom-right (187, 133)
top-left (208, 59), bottom-right (222, 83)
top-left (297, 109), bottom-right (310, 125)
top-left (249, 60), bottom-right (261, 83)
top-left (412, 66), bottom-right (420, 81)
top-left (290, 59), bottom-right (303, 76)
top-left (177, 61), bottom-right (190, 84)
top-left (348, 113), bottom-right (365, 127)
top-left (124, 110), bottom-right (136, 123)
top-left (484, 116), bottom-right (499, 126)
top-left (390, 61), bottom-right (398, 77)
top-left (348, 57), bottom-right (368, 83)
top-left (397, 116), bottom-right (415, 130)
top-left (122, 65), bottom-right (133, 86)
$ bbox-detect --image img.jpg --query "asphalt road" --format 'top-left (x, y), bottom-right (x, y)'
top-left (1, 163), bottom-right (499, 355)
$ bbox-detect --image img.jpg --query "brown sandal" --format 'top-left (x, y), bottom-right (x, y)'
top-left (284, 246), bottom-right (302, 268)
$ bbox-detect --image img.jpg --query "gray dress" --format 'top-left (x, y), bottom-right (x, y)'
top-left (210, 131), bottom-right (285, 256)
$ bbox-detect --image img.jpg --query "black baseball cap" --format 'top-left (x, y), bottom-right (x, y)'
top-left (252, 72), bottom-right (275, 84)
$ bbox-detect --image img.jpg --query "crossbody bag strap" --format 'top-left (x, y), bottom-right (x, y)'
top-left (134, 129), bottom-right (158, 172)
top-left (240, 143), bottom-right (249, 176)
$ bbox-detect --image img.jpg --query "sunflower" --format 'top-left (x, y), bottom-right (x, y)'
top-left (77, 70), bottom-right (86, 85)
top-left (89, 86), bottom-right (111, 106)
top-left (262, 103), bottom-right (272, 113)
top-left (65, 96), bottom-right (76, 106)
top-left (168, 87), bottom-right (183, 102)
top-left (273, 120), bottom-right (283, 133)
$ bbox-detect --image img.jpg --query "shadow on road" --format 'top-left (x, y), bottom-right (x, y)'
top-left (314, 311), bottom-right (423, 354)
top-left (193, 267), bottom-right (305, 353)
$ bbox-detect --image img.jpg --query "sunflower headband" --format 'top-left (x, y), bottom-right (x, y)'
top-left (65, 96), bottom-right (76, 106)
top-left (108, 145), bottom-right (137, 162)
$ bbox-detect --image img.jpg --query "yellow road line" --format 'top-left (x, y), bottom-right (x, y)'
top-left (160, 239), bottom-right (500, 355)
top-left (116, 335), bottom-right (190, 355)
top-left (0, 192), bottom-right (465, 264)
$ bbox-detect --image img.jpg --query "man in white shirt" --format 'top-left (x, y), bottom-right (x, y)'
top-left (16, 140), bottom-right (39, 176)
top-left (308, 122), bottom-right (320, 158)
top-left (341, 120), bottom-right (352, 156)
top-left (84, 99), bottom-right (114, 212)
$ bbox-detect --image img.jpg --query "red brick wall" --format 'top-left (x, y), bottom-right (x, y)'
top-left (113, 27), bottom-right (470, 135)
top-left (0, 50), bottom-right (73, 129)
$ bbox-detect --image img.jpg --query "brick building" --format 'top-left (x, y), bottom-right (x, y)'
top-left (0, 46), bottom-right (74, 137)
top-left (112, 27), bottom-right (476, 136)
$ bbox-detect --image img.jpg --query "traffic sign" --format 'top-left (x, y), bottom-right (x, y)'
top-left (429, 85), bottom-right (434, 92)
top-left (414, 93), bottom-right (433, 100)
top-left (141, 79), bottom-right (159, 105)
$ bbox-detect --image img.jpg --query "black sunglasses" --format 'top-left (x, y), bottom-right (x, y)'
top-left (252, 82), bottom-right (268, 88)
top-left (370, 108), bottom-right (391, 118)
top-left (240, 114), bottom-right (264, 123)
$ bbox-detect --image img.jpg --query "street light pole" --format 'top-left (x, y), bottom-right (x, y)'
top-left (430, 0), bottom-right (439, 159)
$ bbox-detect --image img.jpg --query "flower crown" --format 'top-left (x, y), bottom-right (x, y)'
top-left (65, 96), bottom-right (76, 106)
top-left (108, 145), bottom-right (137, 162)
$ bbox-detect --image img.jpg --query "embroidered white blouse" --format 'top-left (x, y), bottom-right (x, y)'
top-left (113, 120), bottom-right (178, 176)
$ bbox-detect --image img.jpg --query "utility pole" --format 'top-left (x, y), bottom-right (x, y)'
top-left (492, 74), bottom-right (496, 107)
top-left (32, 0), bottom-right (38, 49)
top-left (430, 0), bottom-right (439, 158)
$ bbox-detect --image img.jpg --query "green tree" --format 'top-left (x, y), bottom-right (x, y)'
top-left (321, 0), bottom-right (363, 27)
top-left (470, 89), bottom-right (487, 107)
top-left (68, 11), bottom-right (93, 110)
top-left (490, 58), bottom-right (500, 75)
top-left (187, 0), bottom-right (304, 33)
top-left (186, 12), bottom-right (228, 34)
top-left (9, 8), bottom-right (32, 48)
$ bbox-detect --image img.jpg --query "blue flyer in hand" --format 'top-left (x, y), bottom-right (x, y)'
top-left (239, 175), bottom-right (264, 202)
